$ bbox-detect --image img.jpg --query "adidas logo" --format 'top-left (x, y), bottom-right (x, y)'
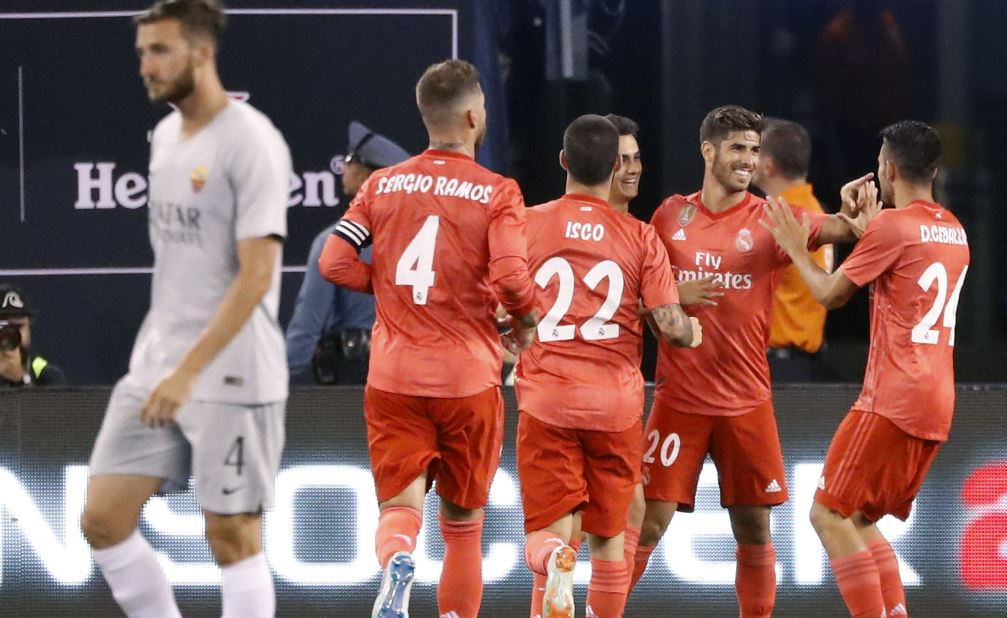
top-left (441, 612), bottom-right (461, 618)
top-left (889, 602), bottom-right (907, 615)
top-left (672, 228), bottom-right (687, 241)
top-left (765, 479), bottom-right (783, 493)
top-left (586, 606), bottom-right (599, 618)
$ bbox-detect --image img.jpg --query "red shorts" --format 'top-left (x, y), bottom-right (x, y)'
top-left (364, 385), bottom-right (504, 510)
top-left (517, 413), bottom-right (642, 538)
top-left (642, 399), bottom-right (788, 511)
top-left (815, 409), bottom-right (941, 522)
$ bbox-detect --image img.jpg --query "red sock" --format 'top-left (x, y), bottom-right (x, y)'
top-left (623, 526), bottom-right (641, 594)
top-left (736, 543), bottom-right (777, 617)
top-left (438, 514), bottom-right (484, 618)
top-left (524, 530), bottom-right (565, 575)
top-left (586, 557), bottom-right (628, 618)
top-left (374, 506), bottom-right (421, 568)
top-left (868, 538), bottom-right (907, 616)
top-left (628, 544), bottom-right (655, 594)
top-left (529, 572), bottom-right (547, 618)
top-left (831, 551), bottom-right (886, 618)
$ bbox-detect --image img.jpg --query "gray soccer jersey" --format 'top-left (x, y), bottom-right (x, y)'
top-left (123, 100), bottom-right (291, 404)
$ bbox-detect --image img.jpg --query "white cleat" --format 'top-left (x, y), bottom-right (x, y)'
top-left (372, 551), bottom-right (416, 618)
top-left (542, 545), bottom-right (577, 618)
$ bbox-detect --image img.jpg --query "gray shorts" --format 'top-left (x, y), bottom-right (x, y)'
top-left (89, 380), bottom-right (286, 514)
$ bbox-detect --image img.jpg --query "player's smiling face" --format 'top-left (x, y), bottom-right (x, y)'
top-left (612, 134), bottom-right (642, 203)
top-left (709, 130), bottom-right (760, 193)
top-left (136, 19), bottom-right (197, 104)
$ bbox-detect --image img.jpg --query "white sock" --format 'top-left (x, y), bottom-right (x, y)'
top-left (220, 552), bottom-right (275, 618)
top-left (91, 529), bottom-right (182, 618)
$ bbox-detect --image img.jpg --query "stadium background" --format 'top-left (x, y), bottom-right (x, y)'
top-left (1, 1), bottom-right (1006, 616)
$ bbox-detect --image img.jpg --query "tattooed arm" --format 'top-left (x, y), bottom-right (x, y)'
top-left (650, 303), bottom-right (702, 348)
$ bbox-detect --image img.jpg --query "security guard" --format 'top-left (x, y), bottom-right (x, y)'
top-left (0, 284), bottom-right (66, 387)
top-left (286, 122), bottom-right (410, 384)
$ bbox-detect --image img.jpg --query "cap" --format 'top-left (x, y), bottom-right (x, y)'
top-left (346, 121), bottom-right (410, 169)
top-left (0, 284), bottom-right (32, 317)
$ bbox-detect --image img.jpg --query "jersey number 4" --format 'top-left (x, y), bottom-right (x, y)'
top-left (535, 257), bottom-right (624, 342)
top-left (912, 262), bottom-right (968, 346)
top-left (396, 215), bottom-right (440, 305)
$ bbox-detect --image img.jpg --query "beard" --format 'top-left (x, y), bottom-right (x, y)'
top-left (711, 154), bottom-right (753, 193)
top-left (147, 63), bottom-right (196, 104)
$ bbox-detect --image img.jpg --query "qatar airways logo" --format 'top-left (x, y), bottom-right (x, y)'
top-left (675, 251), bottom-right (753, 290)
top-left (72, 162), bottom-right (341, 210)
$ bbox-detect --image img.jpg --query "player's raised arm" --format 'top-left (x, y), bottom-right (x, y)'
top-left (816, 173), bottom-right (883, 243)
top-left (760, 196), bottom-right (858, 309)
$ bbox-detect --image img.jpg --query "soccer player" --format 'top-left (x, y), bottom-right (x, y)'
top-left (517, 115), bottom-right (700, 618)
top-left (631, 105), bottom-right (876, 616)
top-left (81, 2), bottom-right (290, 617)
top-left (319, 59), bottom-right (538, 618)
top-left (761, 121), bottom-right (968, 618)
top-left (606, 114), bottom-right (642, 215)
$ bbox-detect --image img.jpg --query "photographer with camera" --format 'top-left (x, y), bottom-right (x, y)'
top-left (0, 284), bottom-right (65, 388)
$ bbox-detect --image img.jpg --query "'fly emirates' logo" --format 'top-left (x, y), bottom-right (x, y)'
top-left (674, 251), bottom-right (753, 290)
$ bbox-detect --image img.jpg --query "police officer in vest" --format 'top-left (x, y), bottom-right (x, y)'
top-left (286, 122), bottom-right (410, 384)
top-left (0, 284), bottom-right (66, 387)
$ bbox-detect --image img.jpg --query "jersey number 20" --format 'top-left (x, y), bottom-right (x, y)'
top-left (396, 215), bottom-right (440, 305)
top-left (535, 257), bottom-right (624, 342)
top-left (912, 262), bottom-right (968, 346)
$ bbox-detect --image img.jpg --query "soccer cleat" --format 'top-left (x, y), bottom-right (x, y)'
top-left (542, 545), bottom-right (577, 618)
top-left (372, 551), bottom-right (416, 618)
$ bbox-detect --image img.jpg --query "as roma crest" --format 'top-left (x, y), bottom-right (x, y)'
top-left (191, 165), bottom-right (209, 193)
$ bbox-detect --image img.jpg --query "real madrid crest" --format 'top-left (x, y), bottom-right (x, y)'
top-left (678, 203), bottom-right (697, 227)
top-left (736, 227), bottom-right (754, 253)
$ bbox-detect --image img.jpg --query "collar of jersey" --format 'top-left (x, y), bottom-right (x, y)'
top-left (423, 148), bottom-right (474, 161)
top-left (907, 199), bottom-right (941, 211)
top-left (562, 193), bottom-right (610, 208)
top-left (691, 190), bottom-right (755, 220)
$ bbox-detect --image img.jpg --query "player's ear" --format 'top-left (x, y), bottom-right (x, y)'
top-left (760, 156), bottom-right (775, 177)
top-left (885, 158), bottom-right (899, 184)
top-left (465, 109), bottom-right (477, 131)
top-left (701, 140), bottom-right (715, 164)
top-left (611, 153), bottom-right (622, 175)
top-left (559, 150), bottom-right (569, 172)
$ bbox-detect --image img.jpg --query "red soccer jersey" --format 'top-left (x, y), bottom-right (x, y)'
top-left (516, 194), bottom-right (680, 432)
top-left (650, 191), bottom-right (826, 415)
top-left (322, 149), bottom-right (536, 398)
top-left (840, 201), bottom-right (970, 441)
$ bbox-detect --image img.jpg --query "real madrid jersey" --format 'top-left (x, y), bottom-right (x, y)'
top-left (124, 100), bottom-right (291, 404)
top-left (650, 191), bottom-right (826, 415)
top-left (840, 201), bottom-right (970, 441)
top-left (516, 194), bottom-right (679, 432)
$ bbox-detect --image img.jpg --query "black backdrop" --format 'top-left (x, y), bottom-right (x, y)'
top-left (1, 385), bottom-right (1006, 616)
top-left (0, 2), bottom-right (471, 384)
